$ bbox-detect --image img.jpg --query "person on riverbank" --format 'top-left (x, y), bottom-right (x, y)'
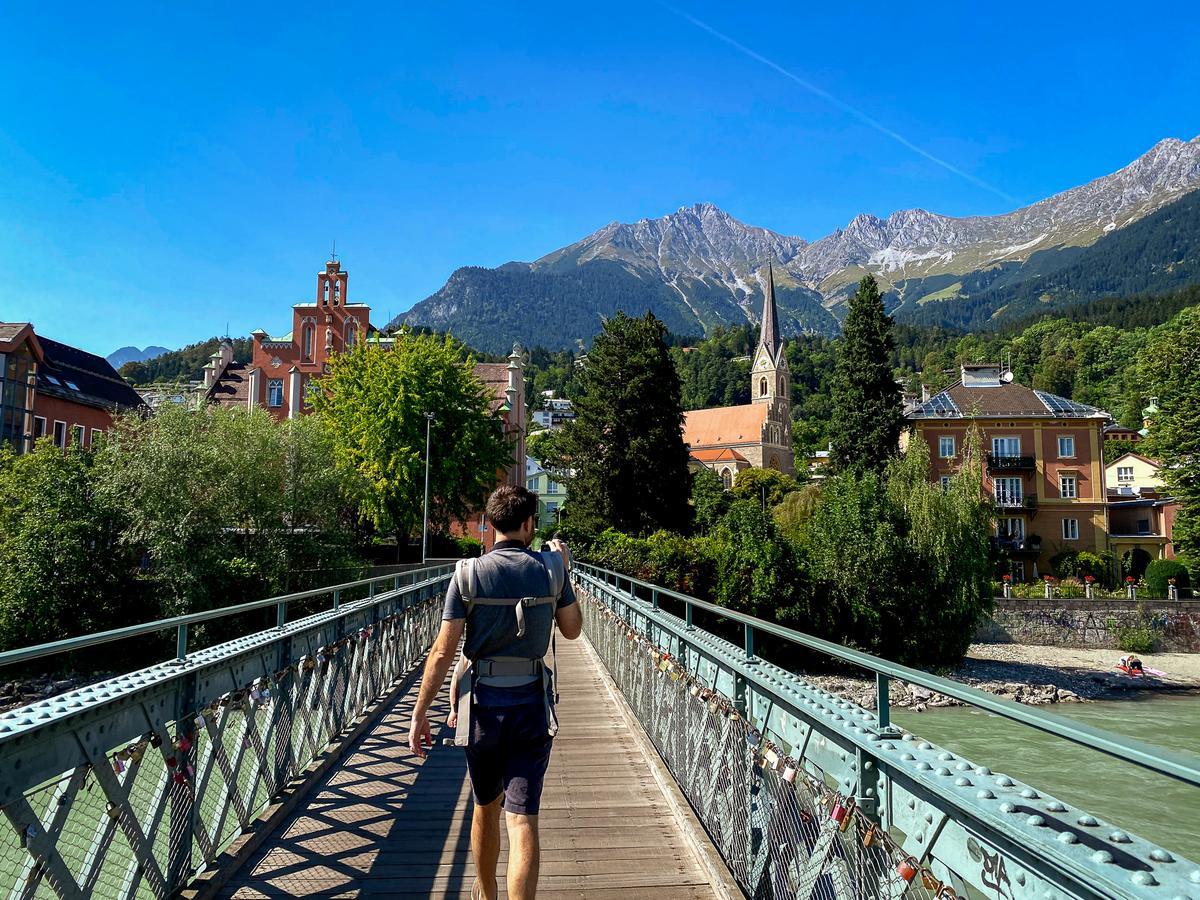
top-left (1117, 654), bottom-right (1145, 675)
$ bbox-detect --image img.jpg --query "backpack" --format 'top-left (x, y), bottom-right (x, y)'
top-left (452, 549), bottom-right (567, 746)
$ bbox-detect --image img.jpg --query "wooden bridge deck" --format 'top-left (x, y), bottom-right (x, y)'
top-left (219, 636), bottom-right (727, 898)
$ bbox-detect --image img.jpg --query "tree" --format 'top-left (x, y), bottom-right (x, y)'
top-left (1139, 305), bottom-right (1200, 567)
top-left (0, 441), bottom-right (141, 650)
top-left (561, 312), bottom-right (692, 535)
top-left (690, 467), bottom-right (730, 535)
top-left (731, 467), bottom-right (803, 508)
top-left (311, 332), bottom-right (512, 542)
top-left (830, 276), bottom-right (903, 473)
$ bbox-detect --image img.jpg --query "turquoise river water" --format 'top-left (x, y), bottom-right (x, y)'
top-left (894, 694), bottom-right (1200, 863)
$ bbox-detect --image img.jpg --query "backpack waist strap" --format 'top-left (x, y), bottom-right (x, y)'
top-left (475, 657), bottom-right (545, 679)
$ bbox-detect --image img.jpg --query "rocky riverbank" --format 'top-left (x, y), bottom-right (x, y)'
top-left (0, 673), bottom-right (115, 713)
top-left (800, 643), bottom-right (1200, 712)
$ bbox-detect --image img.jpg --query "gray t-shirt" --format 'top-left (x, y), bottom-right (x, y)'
top-left (443, 540), bottom-right (577, 706)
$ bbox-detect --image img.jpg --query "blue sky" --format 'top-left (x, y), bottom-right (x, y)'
top-left (2, 1), bottom-right (1198, 356)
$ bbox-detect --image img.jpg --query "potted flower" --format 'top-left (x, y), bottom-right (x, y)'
top-left (1083, 574), bottom-right (1095, 599)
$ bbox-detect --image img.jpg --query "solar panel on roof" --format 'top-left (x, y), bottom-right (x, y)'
top-left (911, 392), bottom-right (961, 418)
top-left (1033, 390), bottom-right (1102, 417)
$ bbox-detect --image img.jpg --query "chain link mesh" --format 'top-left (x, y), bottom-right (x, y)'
top-left (0, 578), bottom-right (445, 899)
top-left (582, 586), bottom-right (958, 900)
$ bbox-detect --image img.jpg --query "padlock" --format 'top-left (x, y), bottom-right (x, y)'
top-left (106, 802), bottom-right (120, 820)
top-left (150, 734), bottom-right (163, 749)
top-left (22, 824), bottom-right (37, 847)
top-left (763, 748), bottom-right (779, 769)
top-left (165, 755), bottom-right (177, 769)
top-left (782, 765), bottom-right (797, 784)
top-left (863, 824), bottom-right (877, 848)
top-left (896, 858), bottom-right (918, 883)
top-left (921, 870), bottom-right (940, 891)
top-left (129, 745), bottom-right (145, 765)
top-left (177, 736), bottom-right (192, 753)
top-left (113, 758), bottom-right (125, 775)
top-left (194, 715), bottom-right (206, 729)
top-left (745, 729), bottom-right (760, 748)
top-left (830, 799), bottom-right (848, 825)
top-left (173, 772), bottom-right (186, 785)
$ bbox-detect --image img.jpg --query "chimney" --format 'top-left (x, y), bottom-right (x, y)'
top-left (202, 361), bottom-right (215, 389)
top-left (921, 383), bottom-right (932, 402)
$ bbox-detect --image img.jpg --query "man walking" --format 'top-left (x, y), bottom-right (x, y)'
top-left (409, 484), bottom-right (582, 900)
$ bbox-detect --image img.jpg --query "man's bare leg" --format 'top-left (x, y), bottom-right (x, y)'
top-left (505, 812), bottom-right (541, 900)
top-left (471, 797), bottom-right (503, 899)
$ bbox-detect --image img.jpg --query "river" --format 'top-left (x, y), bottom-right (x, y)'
top-left (894, 694), bottom-right (1200, 863)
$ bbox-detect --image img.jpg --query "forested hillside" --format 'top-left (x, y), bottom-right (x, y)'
top-left (119, 337), bottom-right (252, 385)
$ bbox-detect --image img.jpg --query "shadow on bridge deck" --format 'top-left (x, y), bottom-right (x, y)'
top-left (218, 637), bottom-right (726, 898)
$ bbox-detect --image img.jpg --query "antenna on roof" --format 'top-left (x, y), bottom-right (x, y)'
top-left (330, 240), bottom-right (337, 263)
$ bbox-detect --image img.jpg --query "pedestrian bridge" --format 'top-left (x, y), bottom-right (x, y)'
top-left (1, 564), bottom-right (1198, 899)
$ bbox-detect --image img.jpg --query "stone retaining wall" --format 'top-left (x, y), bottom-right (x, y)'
top-left (978, 598), bottom-right (1200, 652)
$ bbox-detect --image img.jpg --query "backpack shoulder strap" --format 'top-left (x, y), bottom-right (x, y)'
top-left (454, 557), bottom-right (478, 612)
top-left (539, 549), bottom-right (566, 600)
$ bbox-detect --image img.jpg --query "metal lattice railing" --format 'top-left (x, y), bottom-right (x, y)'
top-left (575, 565), bottom-right (1200, 900)
top-left (583, 588), bottom-right (947, 900)
top-left (0, 565), bottom-right (452, 899)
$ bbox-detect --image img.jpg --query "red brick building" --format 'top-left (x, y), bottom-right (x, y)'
top-left (207, 259), bottom-right (526, 548)
top-left (906, 363), bottom-right (1111, 581)
top-left (208, 260), bottom-right (370, 418)
top-left (0, 323), bottom-right (145, 452)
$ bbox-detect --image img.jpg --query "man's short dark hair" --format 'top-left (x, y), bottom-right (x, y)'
top-left (486, 484), bottom-right (539, 533)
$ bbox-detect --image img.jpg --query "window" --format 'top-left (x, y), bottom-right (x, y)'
top-left (1058, 435), bottom-right (1075, 458)
top-left (345, 321), bottom-right (357, 348)
top-left (33, 416), bottom-right (46, 439)
top-left (721, 468), bottom-right (733, 490)
top-left (998, 517), bottom-right (1024, 540)
top-left (268, 379), bottom-right (284, 408)
top-left (1010, 561), bottom-right (1026, 583)
top-left (1137, 518), bottom-right (1151, 535)
top-left (994, 477), bottom-right (1022, 506)
top-left (992, 436), bottom-right (1021, 457)
top-left (1059, 474), bottom-right (1077, 499)
top-left (939, 475), bottom-right (951, 492)
top-left (759, 377), bottom-right (768, 397)
top-left (526, 478), bottom-right (537, 491)
top-left (1061, 518), bottom-right (1079, 541)
top-left (547, 480), bottom-right (560, 493)
top-left (52, 420), bottom-right (67, 448)
top-left (545, 501), bottom-right (559, 517)
top-left (72, 424), bottom-right (85, 447)
top-left (938, 436), bottom-right (956, 458)
top-left (65, 380), bottom-right (80, 391)
top-left (1117, 466), bottom-right (1134, 483)
top-left (303, 325), bottom-right (314, 359)
top-left (90, 428), bottom-right (103, 446)
top-left (45, 374), bottom-right (61, 386)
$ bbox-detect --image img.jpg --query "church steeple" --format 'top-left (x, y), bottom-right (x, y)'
top-left (751, 262), bottom-right (789, 408)
top-left (759, 263), bottom-right (781, 363)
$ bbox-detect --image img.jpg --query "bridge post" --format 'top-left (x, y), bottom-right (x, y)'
top-left (333, 588), bottom-right (341, 610)
top-left (743, 623), bottom-right (755, 661)
top-left (651, 588), bottom-right (659, 610)
top-left (175, 622), bottom-right (188, 660)
top-left (685, 601), bottom-right (694, 631)
top-left (276, 599), bottom-right (287, 629)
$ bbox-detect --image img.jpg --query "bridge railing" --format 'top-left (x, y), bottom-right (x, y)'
top-left (574, 563), bottom-right (1200, 900)
top-left (0, 564), bottom-right (454, 899)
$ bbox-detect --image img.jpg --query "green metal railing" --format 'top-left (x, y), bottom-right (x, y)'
top-left (575, 563), bottom-right (1200, 900)
top-left (576, 563), bottom-right (1200, 787)
top-left (0, 564), bottom-right (454, 899)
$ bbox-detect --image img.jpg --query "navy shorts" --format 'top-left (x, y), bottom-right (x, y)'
top-left (465, 701), bottom-right (553, 815)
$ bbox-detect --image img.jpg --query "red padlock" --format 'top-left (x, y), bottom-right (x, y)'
top-left (897, 858), bottom-right (918, 883)
top-left (830, 800), bottom-right (848, 825)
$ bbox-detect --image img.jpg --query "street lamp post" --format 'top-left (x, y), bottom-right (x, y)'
top-left (421, 412), bottom-right (435, 564)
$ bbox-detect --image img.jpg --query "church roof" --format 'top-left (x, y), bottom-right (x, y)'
top-left (474, 363), bottom-right (514, 414)
top-left (208, 361), bottom-right (252, 407)
top-left (683, 404), bottom-right (768, 448)
top-left (690, 447), bottom-right (749, 464)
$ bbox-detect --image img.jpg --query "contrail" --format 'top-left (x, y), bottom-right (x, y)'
top-left (658, 2), bottom-right (1016, 204)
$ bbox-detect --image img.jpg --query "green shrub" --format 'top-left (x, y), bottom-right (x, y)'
top-left (453, 537), bottom-right (483, 558)
top-left (1057, 578), bottom-right (1084, 599)
top-left (1116, 622), bottom-right (1157, 653)
top-left (1145, 558), bottom-right (1191, 597)
top-left (1050, 551), bottom-right (1079, 579)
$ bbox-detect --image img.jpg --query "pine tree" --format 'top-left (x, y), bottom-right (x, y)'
top-left (830, 276), bottom-right (903, 473)
top-left (562, 312), bottom-right (693, 535)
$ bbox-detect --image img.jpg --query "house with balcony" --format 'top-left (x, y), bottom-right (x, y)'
top-left (526, 457), bottom-right (567, 529)
top-left (906, 363), bottom-right (1111, 581)
top-left (1105, 451), bottom-right (1179, 572)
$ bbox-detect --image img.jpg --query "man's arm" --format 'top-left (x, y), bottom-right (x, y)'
top-left (409, 618), bottom-right (464, 757)
top-left (555, 602), bottom-right (582, 640)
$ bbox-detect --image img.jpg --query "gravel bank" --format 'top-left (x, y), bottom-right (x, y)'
top-left (799, 643), bottom-right (1200, 712)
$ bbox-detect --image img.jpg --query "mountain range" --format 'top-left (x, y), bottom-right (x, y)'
top-left (106, 345), bottom-right (171, 369)
top-left (396, 136), bottom-right (1200, 352)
